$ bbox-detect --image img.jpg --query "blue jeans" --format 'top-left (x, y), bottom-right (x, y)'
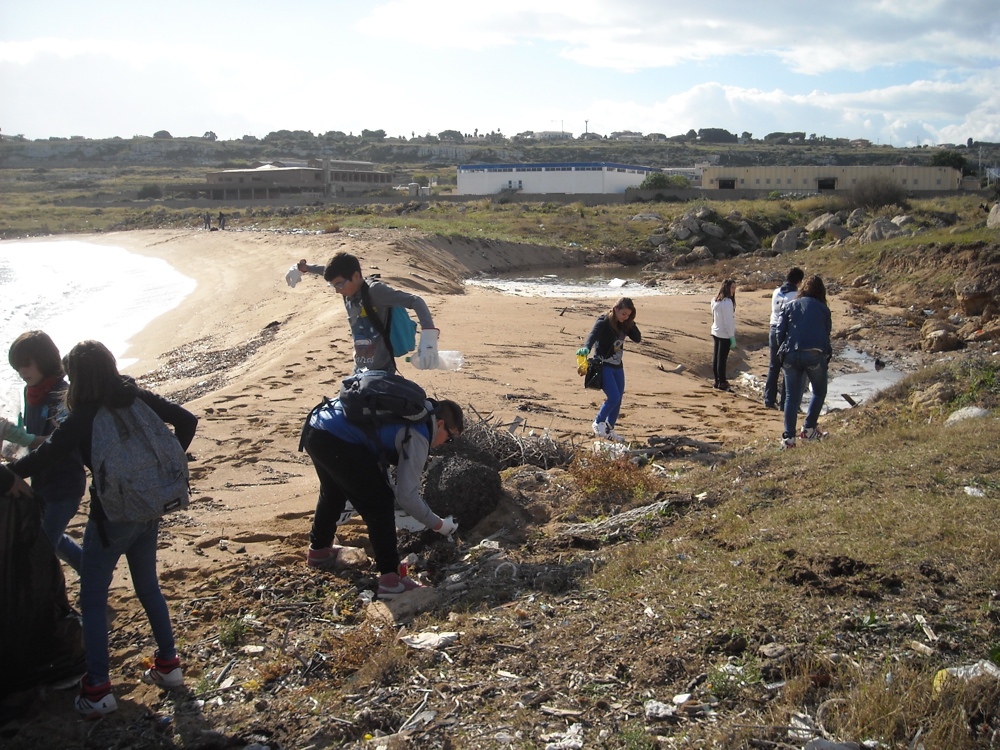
top-left (79, 518), bottom-right (175, 686)
top-left (41, 497), bottom-right (83, 572)
top-left (782, 350), bottom-right (828, 438)
top-left (764, 326), bottom-right (786, 408)
top-left (596, 365), bottom-right (626, 428)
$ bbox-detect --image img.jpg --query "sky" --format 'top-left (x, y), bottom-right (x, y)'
top-left (1, 1), bottom-right (998, 148)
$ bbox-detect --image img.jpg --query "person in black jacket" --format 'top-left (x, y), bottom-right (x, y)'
top-left (577, 297), bottom-right (641, 442)
top-left (10, 340), bottom-right (198, 718)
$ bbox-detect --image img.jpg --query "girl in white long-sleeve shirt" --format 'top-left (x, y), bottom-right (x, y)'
top-left (710, 279), bottom-right (737, 391)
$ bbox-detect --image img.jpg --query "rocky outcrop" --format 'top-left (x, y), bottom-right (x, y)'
top-left (920, 319), bottom-right (962, 352)
top-left (955, 278), bottom-right (995, 316)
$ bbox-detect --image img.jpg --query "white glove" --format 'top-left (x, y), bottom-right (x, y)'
top-left (0, 418), bottom-right (9, 443)
top-left (285, 266), bottom-right (303, 288)
top-left (414, 328), bottom-right (440, 370)
top-left (435, 515), bottom-right (459, 537)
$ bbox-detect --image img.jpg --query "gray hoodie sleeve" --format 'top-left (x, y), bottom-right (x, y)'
top-left (391, 426), bottom-right (441, 530)
top-left (367, 281), bottom-right (435, 330)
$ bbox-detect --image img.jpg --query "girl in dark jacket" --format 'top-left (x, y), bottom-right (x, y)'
top-left (577, 297), bottom-right (641, 442)
top-left (776, 276), bottom-right (833, 448)
top-left (11, 341), bottom-right (198, 718)
top-left (4, 331), bottom-right (87, 570)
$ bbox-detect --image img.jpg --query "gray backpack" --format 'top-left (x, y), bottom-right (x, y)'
top-left (91, 399), bottom-right (190, 522)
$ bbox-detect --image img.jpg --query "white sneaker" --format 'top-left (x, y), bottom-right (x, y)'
top-left (799, 427), bottom-right (828, 441)
top-left (606, 427), bottom-right (625, 443)
top-left (591, 420), bottom-right (609, 437)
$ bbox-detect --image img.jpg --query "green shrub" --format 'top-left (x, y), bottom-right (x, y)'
top-left (137, 183), bottom-right (163, 200)
top-left (843, 175), bottom-right (909, 211)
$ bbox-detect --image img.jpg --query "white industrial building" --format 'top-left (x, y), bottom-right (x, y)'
top-left (457, 162), bottom-right (660, 195)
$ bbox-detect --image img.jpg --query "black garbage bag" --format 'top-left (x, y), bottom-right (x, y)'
top-left (0, 494), bottom-right (86, 702)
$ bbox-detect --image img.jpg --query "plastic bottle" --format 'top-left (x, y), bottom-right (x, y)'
top-left (576, 353), bottom-right (588, 376)
top-left (437, 350), bottom-right (464, 370)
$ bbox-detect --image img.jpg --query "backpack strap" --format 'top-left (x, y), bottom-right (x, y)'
top-left (360, 281), bottom-right (397, 362)
top-left (299, 397), bottom-right (333, 452)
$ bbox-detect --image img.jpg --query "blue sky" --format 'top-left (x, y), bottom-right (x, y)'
top-left (2, 0), bottom-right (998, 147)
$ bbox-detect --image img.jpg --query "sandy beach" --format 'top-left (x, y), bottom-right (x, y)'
top-left (23, 226), bottom-right (846, 581)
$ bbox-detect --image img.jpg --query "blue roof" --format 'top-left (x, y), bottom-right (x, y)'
top-left (458, 162), bottom-right (658, 172)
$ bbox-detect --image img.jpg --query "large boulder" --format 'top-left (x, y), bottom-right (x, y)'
top-left (920, 319), bottom-right (962, 352)
top-left (805, 213), bottom-right (841, 233)
top-left (772, 227), bottom-right (803, 253)
top-left (987, 204), bottom-right (1000, 229)
top-left (672, 245), bottom-right (715, 267)
top-left (858, 217), bottom-right (908, 244)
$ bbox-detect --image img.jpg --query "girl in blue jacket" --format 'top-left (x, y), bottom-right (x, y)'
top-left (578, 297), bottom-right (641, 442)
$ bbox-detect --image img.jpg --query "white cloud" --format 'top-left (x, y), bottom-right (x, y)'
top-left (355, 1), bottom-right (1000, 73)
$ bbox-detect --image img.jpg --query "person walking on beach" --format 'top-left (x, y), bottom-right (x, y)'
top-left (1, 331), bottom-right (87, 571)
top-left (289, 252), bottom-right (439, 373)
top-left (9, 341), bottom-right (198, 717)
top-left (577, 297), bottom-right (641, 442)
top-left (776, 275), bottom-right (832, 449)
top-left (710, 279), bottom-right (737, 391)
top-left (301, 391), bottom-right (463, 599)
top-left (764, 267), bottom-right (804, 409)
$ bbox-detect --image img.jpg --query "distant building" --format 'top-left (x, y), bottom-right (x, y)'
top-left (701, 165), bottom-right (962, 191)
top-left (205, 159), bottom-right (393, 199)
top-left (457, 162), bottom-right (660, 195)
top-left (610, 131), bottom-right (644, 141)
top-left (531, 130), bottom-right (573, 141)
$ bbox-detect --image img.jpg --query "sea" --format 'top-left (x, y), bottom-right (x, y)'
top-left (0, 239), bottom-right (196, 423)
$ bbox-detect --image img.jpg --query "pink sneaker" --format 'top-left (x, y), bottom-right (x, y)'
top-left (377, 563), bottom-right (424, 600)
top-left (307, 540), bottom-right (344, 569)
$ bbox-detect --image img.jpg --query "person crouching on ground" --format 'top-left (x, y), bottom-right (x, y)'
top-left (8, 341), bottom-right (198, 717)
top-left (776, 275), bottom-right (832, 448)
top-left (711, 279), bottom-right (737, 391)
top-left (577, 297), bottom-right (641, 443)
top-left (302, 398), bottom-right (463, 599)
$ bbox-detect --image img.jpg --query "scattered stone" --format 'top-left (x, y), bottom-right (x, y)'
top-left (945, 406), bottom-right (990, 425)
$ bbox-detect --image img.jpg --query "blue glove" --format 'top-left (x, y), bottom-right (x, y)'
top-left (576, 347), bottom-right (590, 357)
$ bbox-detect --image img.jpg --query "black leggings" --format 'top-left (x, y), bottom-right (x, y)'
top-left (712, 335), bottom-right (732, 385)
top-left (303, 426), bottom-right (400, 574)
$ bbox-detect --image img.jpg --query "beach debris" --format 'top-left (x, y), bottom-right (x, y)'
top-left (398, 631), bottom-right (459, 651)
top-left (933, 659), bottom-right (1000, 694)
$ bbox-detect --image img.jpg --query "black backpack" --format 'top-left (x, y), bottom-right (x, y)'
top-left (300, 370), bottom-right (436, 456)
top-left (339, 370), bottom-right (431, 426)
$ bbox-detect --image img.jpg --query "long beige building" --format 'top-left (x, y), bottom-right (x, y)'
top-left (701, 165), bottom-right (961, 191)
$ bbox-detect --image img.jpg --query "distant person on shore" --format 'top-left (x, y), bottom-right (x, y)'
top-left (710, 279), bottom-right (737, 391)
top-left (217, 212), bottom-right (226, 230)
top-left (301, 391), bottom-right (462, 599)
top-left (577, 297), bottom-right (641, 442)
top-left (764, 267), bottom-right (804, 409)
top-left (776, 275), bottom-right (832, 449)
top-left (2, 331), bottom-right (87, 571)
top-left (286, 252), bottom-right (439, 373)
top-left (203, 212), bottom-right (211, 230)
top-left (8, 340), bottom-right (198, 717)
